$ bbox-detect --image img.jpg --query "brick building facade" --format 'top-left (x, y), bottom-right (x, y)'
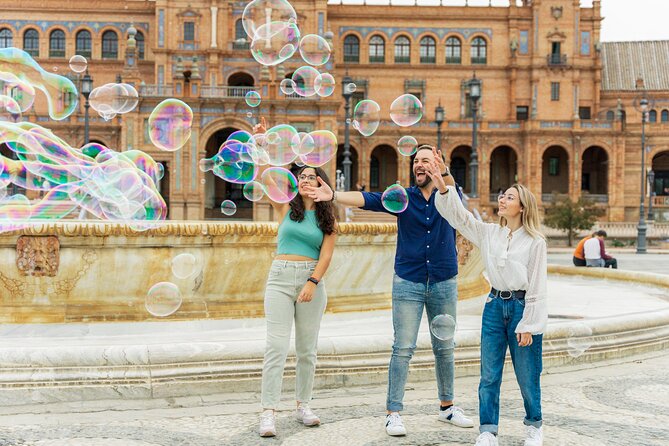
top-left (1, 0), bottom-right (668, 222)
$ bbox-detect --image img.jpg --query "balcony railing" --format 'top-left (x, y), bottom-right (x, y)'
top-left (547, 54), bottom-right (568, 66)
top-left (369, 55), bottom-right (385, 63)
top-left (139, 84), bottom-right (174, 97)
top-left (232, 40), bottom-right (250, 50)
top-left (653, 195), bottom-right (669, 207)
top-left (581, 193), bottom-right (609, 203)
top-left (445, 56), bottom-right (461, 64)
top-left (343, 54), bottom-right (359, 63)
top-left (420, 56), bottom-right (436, 64)
top-left (471, 56), bottom-right (487, 65)
top-left (200, 86), bottom-right (255, 98)
top-left (541, 193), bottom-right (569, 203)
top-left (394, 55), bottom-right (410, 64)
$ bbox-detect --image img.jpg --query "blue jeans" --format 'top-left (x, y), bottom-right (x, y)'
top-left (479, 293), bottom-right (543, 435)
top-left (386, 274), bottom-right (457, 412)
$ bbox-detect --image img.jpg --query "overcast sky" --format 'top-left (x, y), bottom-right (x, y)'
top-left (329, 0), bottom-right (669, 42)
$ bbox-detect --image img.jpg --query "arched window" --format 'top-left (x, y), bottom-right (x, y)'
top-left (235, 19), bottom-right (245, 41)
top-left (662, 110), bottom-right (669, 123)
top-left (369, 35), bottom-right (385, 63)
top-left (102, 30), bottom-right (118, 59)
top-left (49, 29), bottom-right (65, 58)
top-left (75, 30), bottom-right (92, 58)
top-left (649, 109), bottom-right (658, 123)
top-left (445, 36), bottom-right (461, 64)
top-left (606, 110), bottom-right (615, 121)
top-left (23, 29), bottom-right (39, 57)
top-left (0, 28), bottom-right (13, 49)
top-left (394, 36), bottom-right (410, 63)
top-left (135, 31), bottom-right (145, 60)
top-left (343, 35), bottom-right (359, 63)
top-left (471, 36), bottom-right (487, 65)
top-left (420, 36), bottom-right (436, 64)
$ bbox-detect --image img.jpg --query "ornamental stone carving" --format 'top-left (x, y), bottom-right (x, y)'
top-left (16, 236), bottom-right (60, 277)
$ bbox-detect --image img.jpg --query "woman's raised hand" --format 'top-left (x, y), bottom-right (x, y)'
top-left (304, 176), bottom-right (333, 202)
top-left (425, 159), bottom-right (448, 194)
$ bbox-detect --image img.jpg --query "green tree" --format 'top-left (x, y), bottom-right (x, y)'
top-left (543, 195), bottom-right (604, 246)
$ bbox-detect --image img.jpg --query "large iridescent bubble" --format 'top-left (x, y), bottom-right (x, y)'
top-left (250, 21), bottom-right (300, 66)
top-left (298, 130), bottom-right (337, 167)
top-left (0, 71), bottom-right (36, 113)
top-left (0, 47), bottom-right (78, 120)
top-left (314, 73), bottom-right (335, 97)
top-left (148, 99), bottom-right (193, 152)
top-left (291, 66), bottom-right (320, 97)
top-left (299, 34), bottom-right (331, 66)
top-left (258, 124), bottom-right (299, 166)
top-left (390, 94), bottom-right (423, 127)
top-left (382, 183), bottom-right (409, 213)
top-left (242, 0), bottom-right (297, 39)
top-left (261, 167), bottom-right (298, 203)
top-left (353, 100), bottom-right (381, 137)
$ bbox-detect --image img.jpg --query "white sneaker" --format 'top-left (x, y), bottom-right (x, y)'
top-left (295, 403), bottom-right (320, 426)
top-left (385, 412), bottom-right (407, 436)
top-left (258, 410), bottom-right (276, 437)
top-left (524, 425), bottom-right (543, 446)
top-left (475, 432), bottom-right (499, 446)
top-left (438, 405), bottom-right (475, 428)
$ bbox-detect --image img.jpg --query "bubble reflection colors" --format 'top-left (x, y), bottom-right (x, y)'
top-left (145, 282), bottom-right (182, 317)
top-left (0, 47), bottom-right (78, 120)
top-left (171, 253), bottom-right (200, 279)
top-left (250, 21), bottom-right (300, 66)
top-left (280, 78), bottom-right (296, 95)
top-left (381, 183), bottom-right (409, 213)
top-left (430, 314), bottom-right (456, 341)
top-left (68, 55), bottom-right (88, 73)
top-left (390, 94), bottom-right (423, 127)
top-left (148, 99), bottom-right (193, 152)
top-left (397, 135), bottom-right (418, 156)
top-left (242, 0), bottom-right (297, 40)
top-left (352, 100), bottom-right (381, 137)
top-left (245, 90), bottom-right (261, 107)
top-left (298, 34), bottom-right (331, 66)
top-left (298, 130), bottom-right (337, 168)
top-left (261, 167), bottom-right (298, 203)
top-left (220, 200), bottom-right (237, 216)
top-left (243, 180), bottom-right (264, 202)
top-left (291, 66), bottom-right (320, 97)
top-left (314, 73), bottom-right (335, 97)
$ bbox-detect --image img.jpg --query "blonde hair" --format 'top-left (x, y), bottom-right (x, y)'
top-left (499, 183), bottom-right (545, 240)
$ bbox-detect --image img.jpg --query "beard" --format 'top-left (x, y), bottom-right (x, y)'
top-left (414, 172), bottom-right (432, 188)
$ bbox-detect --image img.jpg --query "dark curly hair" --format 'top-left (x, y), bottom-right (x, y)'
top-left (289, 165), bottom-right (337, 235)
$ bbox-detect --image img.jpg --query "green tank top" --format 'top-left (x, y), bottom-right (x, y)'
top-left (277, 210), bottom-right (324, 260)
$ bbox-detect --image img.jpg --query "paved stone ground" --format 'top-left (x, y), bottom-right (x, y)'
top-left (0, 351), bottom-right (667, 445)
top-left (547, 252), bottom-right (669, 275)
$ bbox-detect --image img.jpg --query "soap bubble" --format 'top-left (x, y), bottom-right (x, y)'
top-left (292, 66), bottom-right (320, 97)
top-left (352, 100), bottom-right (381, 137)
top-left (0, 72), bottom-right (36, 112)
top-left (145, 282), bottom-right (182, 317)
top-left (210, 140), bottom-right (258, 184)
top-left (261, 124), bottom-right (299, 166)
top-left (298, 34), bottom-right (331, 66)
top-left (298, 130), bottom-right (337, 167)
top-left (242, 0), bottom-right (297, 39)
top-left (0, 95), bottom-right (22, 122)
top-left (220, 200), bottom-right (237, 216)
top-left (171, 253), bottom-right (200, 279)
top-left (381, 183), bottom-right (409, 213)
top-left (148, 99), bottom-right (193, 151)
top-left (397, 136), bottom-right (418, 156)
top-left (261, 167), bottom-right (298, 203)
top-left (344, 82), bottom-right (356, 94)
top-left (390, 94), bottom-right (423, 127)
top-left (250, 21), bottom-right (300, 66)
top-left (430, 314), bottom-right (456, 341)
top-left (243, 181), bottom-right (264, 202)
top-left (566, 322), bottom-right (593, 358)
top-left (280, 78), bottom-right (296, 95)
top-left (314, 73), bottom-right (335, 97)
top-left (68, 55), bottom-right (88, 73)
top-left (245, 90), bottom-right (261, 107)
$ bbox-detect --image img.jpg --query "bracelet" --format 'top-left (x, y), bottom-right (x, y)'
top-left (441, 167), bottom-right (451, 177)
top-left (307, 276), bottom-right (319, 285)
top-left (331, 190), bottom-right (336, 202)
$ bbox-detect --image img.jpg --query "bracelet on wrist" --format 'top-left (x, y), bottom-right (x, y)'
top-left (307, 276), bottom-right (319, 285)
top-left (331, 190), bottom-right (336, 202)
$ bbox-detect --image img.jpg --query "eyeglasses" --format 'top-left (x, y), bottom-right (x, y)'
top-left (298, 174), bottom-right (318, 182)
top-left (497, 194), bottom-right (517, 202)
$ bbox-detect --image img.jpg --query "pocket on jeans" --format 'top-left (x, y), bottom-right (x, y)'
top-left (516, 298), bottom-right (526, 308)
top-left (485, 296), bottom-right (493, 304)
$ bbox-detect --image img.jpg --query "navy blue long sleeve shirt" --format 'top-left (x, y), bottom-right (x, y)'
top-left (361, 186), bottom-right (460, 284)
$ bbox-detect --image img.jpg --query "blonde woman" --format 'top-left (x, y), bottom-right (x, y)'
top-left (425, 151), bottom-right (547, 446)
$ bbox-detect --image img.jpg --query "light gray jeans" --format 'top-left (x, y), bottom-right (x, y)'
top-left (260, 260), bottom-right (327, 409)
top-left (586, 258), bottom-right (605, 267)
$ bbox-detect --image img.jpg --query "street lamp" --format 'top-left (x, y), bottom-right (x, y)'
top-left (648, 169), bottom-right (655, 220)
top-left (81, 72), bottom-right (93, 145)
top-left (636, 96), bottom-right (649, 253)
top-left (434, 102), bottom-right (444, 151)
top-left (341, 74), bottom-right (353, 191)
top-left (467, 74), bottom-right (482, 198)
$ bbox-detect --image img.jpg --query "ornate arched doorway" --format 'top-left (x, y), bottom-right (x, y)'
top-left (204, 127), bottom-right (253, 220)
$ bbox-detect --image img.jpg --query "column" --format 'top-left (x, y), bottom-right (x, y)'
top-left (210, 6), bottom-right (218, 48)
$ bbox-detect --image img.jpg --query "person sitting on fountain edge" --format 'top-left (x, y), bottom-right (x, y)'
top-left (306, 144), bottom-right (474, 437)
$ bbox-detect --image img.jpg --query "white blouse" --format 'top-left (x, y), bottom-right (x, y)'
top-left (435, 186), bottom-right (548, 335)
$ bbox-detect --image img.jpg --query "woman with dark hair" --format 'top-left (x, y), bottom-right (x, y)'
top-left (254, 119), bottom-right (337, 437)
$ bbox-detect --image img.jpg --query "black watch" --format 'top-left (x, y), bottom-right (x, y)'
top-left (307, 277), bottom-right (319, 285)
